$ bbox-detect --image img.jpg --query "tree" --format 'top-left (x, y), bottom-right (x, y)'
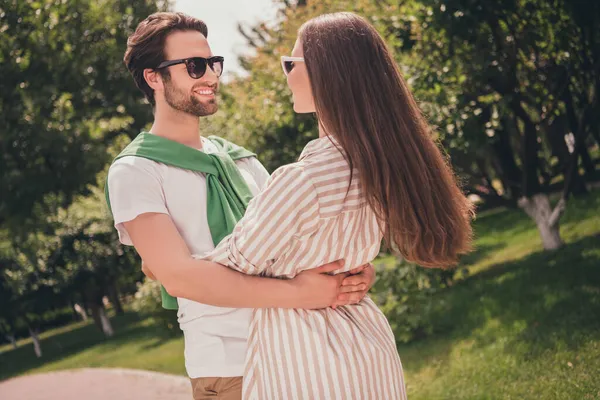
top-left (0, 0), bottom-right (164, 228)
top-left (205, 0), bottom-right (398, 171)
top-left (0, 0), bottom-right (166, 346)
top-left (383, 0), bottom-right (600, 249)
top-left (210, 0), bottom-right (599, 250)
top-left (0, 235), bottom-right (63, 356)
top-left (49, 179), bottom-right (142, 337)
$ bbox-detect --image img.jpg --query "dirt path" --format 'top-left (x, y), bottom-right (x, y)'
top-left (0, 368), bottom-right (192, 400)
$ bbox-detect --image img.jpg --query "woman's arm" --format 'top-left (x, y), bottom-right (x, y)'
top-left (204, 164), bottom-right (322, 275)
top-left (203, 163), bottom-right (378, 305)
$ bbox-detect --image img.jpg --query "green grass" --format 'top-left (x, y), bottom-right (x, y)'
top-left (461, 189), bottom-right (600, 275)
top-left (1, 190), bottom-right (599, 399)
top-left (0, 314), bottom-right (185, 380)
top-left (399, 190), bottom-right (600, 399)
top-left (401, 233), bottom-right (600, 399)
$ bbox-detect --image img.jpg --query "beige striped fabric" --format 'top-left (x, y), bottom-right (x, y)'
top-left (204, 136), bottom-right (406, 399)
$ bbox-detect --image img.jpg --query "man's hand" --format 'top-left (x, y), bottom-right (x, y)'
top-left (290, 260), bottom-right (349, 309)
top-left (141, 260), bottom-right (157, 281)
top-left (334, 263), bottom-right (376, 307)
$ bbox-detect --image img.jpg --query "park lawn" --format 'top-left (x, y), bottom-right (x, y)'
top-left (0, 314), bottom-right (186, 379)
top-left (397, 190), bottom-right (600, 399)
top-left (1, 190), bottom-right (599, 399)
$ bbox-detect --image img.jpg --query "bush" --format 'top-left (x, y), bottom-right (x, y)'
top-left (39, 307), bottom-right (78, 329)
top-left (130, 279), bottom-right (180, 336)
top-left (370, 258), bottom-right (457, 344)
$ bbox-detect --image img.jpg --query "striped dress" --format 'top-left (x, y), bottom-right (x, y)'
top-left (205, 136), bottom-right (406, 399)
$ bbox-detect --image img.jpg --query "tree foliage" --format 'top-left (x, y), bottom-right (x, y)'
top-left (208, 0), bottom-right (599, 248)
top-left (0, 0), bottom-right (167, 344)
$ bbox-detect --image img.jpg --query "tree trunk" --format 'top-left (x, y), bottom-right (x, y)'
top-left (89, 302), bottom-right (114, 337)
top-left (28, 327), bottom-right (42, 358)
top-left (518, 194), bottom-right (565, 250)
top-left (490, 124), bottom-right (522, 200)
top-left (517, 111), bottom-right (541, 197)
top-left (69, 300), bottom-right (79, 321)
top-left (73, 303), bottom-right (88, 321)
top-left (99, 307), bottom-right (114, 337)
top-left (5, 334), bottom-right (17, 350)
top-left (107, 283), bottom-right (124, 316)
top-left (536, 220), bottom-right (563, 250)
top-left (543, 115), bottom-right (570, 176)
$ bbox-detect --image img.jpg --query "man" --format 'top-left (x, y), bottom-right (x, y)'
top-left (106, 12), bottom-right (375, 399)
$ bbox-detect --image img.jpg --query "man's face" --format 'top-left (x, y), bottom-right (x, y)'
top-left (157, 30), bottom-right (219, 116)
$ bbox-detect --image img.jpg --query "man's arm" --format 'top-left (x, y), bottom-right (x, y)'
top-left (108, 158), bottom-right (371, 309)
top-left (125, 212), bottom-right (348, 309)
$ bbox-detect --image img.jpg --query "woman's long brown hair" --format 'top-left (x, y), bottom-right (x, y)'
top-left (299, 12), bottom-right (474, 268)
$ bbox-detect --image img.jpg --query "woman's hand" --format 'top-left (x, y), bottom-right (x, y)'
top-left (334, 263), bottom-right (376, 307)
top-left (290, 260), bottom-right (349, 309)
top-left (290, 261), bottom-right (377, 310)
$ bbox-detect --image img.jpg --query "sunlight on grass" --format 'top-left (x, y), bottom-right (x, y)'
top-left (0, 320), bottom-right (91, 354)
top-left (1, 190), bottom-right (599, 399)
top-left (30, 332), bottom-right (185, 376)
top-left (388, 190), bottom-right (600, 399)
top-left (464, 191), bottom-right (600, 276)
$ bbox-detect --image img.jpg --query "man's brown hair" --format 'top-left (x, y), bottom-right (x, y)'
top-left (124, 12), bottom-right (208, 105)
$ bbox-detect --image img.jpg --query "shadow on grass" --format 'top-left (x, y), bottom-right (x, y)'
top-left (458, 242), bottom-right (506, 268)
top-left (141, 332), bottom-right (182, 351)
top-left (472, 205), bottom-right (536, 238)
top-left (2, 191), bottom-right (598, 383)
top-left (0, 312), bottom-right (180, 381)
top-left (404, 234), bottom-right (600, 373)
top-left (472, 188), bottom-right (600, 241)
top-left (561, 190), bottom-right (600, 224)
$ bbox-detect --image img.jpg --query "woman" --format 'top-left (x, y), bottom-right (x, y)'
top-left (202, 12), bottom-right (474, 399)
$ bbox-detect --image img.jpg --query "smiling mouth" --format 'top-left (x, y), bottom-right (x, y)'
top-left (194, 88), bottom-right (216, 96)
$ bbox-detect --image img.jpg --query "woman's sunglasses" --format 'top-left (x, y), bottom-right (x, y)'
top-left (156, 56), bottom-right (224, 79)
top-left (281, 56), bottom-right (305, 76)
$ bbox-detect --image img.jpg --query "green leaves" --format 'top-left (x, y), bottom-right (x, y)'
top-left (0, 0), bottom-right (158, 227)
top-left (0, 0), bottom-right (161, 334)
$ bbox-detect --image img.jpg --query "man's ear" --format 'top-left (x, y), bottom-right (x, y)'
top-left (144, 68), bottom-right (164, 92)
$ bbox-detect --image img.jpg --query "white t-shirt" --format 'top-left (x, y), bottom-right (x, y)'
top-left (107, 136), bottom-right (270, 378)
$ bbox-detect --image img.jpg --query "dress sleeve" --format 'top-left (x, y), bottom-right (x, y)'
top-left (202, 163), bottom-right (319, 275)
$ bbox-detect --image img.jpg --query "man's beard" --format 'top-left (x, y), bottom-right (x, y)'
top-left (163, 80), bottom-right (218, 117)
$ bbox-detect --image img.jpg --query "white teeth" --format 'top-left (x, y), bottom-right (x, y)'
top-left (198, 90), bottom-right (213, 95)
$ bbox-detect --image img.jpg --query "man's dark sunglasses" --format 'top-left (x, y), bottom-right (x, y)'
top-left (155, 56), bottom-right (224, 79)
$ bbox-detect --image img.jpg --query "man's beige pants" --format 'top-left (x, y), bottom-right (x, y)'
top-left (190, 377), bottom-right (243, 400)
